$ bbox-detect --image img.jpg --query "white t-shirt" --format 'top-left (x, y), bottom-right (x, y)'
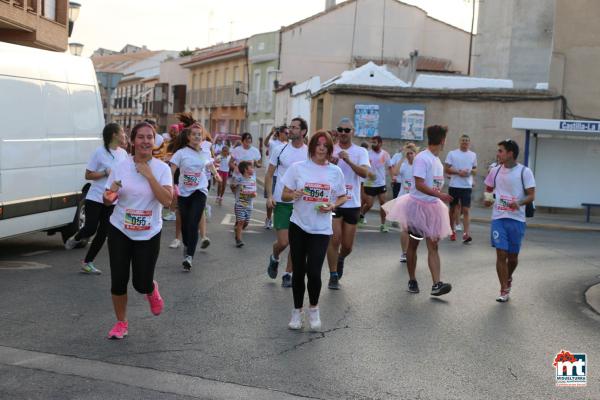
top-left (213, 142), bottom-right (224, 156)
top-left (333, 144), bottom-right (370, 208)
top-left (85, 146), bottom-right (128, 203)
top-left (107, 157), bottom-right (172, 240)
top-left (410, 149), bottom-right (444, 203)
top-left (399, 161), bottom-right (414, 196)
top-left (390, 152), bottom-right (403, 182)
top-left (484, 164), bottom-right (535, 222)
top-left (445, 149), bottom-right (478, 188)
top-left (217, 154), bottom-right (231, 172)
top-left (281, 159), bottom-right (346, 235)
top-left (269, 143), bottom-right (308, 203)
top-left (233, 175), bottom-right (257, 208)
top-left (200, 141), bottom-right (213, 179)
top-left (364, 149), bottom-right (390, 187)
top-left (231, 145), bottom-right (261, 177)
top-left (170, 147), bottom-right (212, 197)
top-left (268, 139), bottom-right (286, 177)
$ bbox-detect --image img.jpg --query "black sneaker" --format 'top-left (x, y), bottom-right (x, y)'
top-left (337, 256), bottom-right (345, 280)
top-left (328, 275), bottom-right (341, 290)
top-left (200, 238), bottom-right (211, 249)
top-left (431, 281), bottom-right (452, 296)
top-left (407, 279), bottom-right (419, 293)
top-left (267, 255), bottom-right (279, 279)
top-left (235, 239), bottom-right (244, 248)
top-left (462, 235), bottom-right (473, 244)
top-left (281, 274), bottom-right (292, 288)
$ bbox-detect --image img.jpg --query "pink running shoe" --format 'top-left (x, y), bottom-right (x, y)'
top-left (146, 280), bottom-right (164, 316)
top-left (107, 321), bottom-right (128, 339)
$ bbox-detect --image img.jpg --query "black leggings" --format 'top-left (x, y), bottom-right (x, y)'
top-left (288, 222), bottom-right (331, 309)
top-left (178, 190), bottom-right (207, 257)
top-left (74, 200), bottom-right (114, 263)
top-left (107, 224), bottom-right (161, 296)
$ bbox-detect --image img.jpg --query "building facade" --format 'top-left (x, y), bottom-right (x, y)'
top-left (181, 40), bottom-right (248, 136)
top-left (279, 0), bottom-right (470, 86)
top-left (152, 56), bottom-right (190, 131)
top-left (473, 0), bottom-right (555, 88)
top-left (247, 31), bottom-right (279, 142)
top-left (0, 0), bottom-right (68, 51)
top-left (549, 0), bottom-right (600, 119)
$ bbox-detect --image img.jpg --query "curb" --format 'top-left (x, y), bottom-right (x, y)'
top-left (584, 283), bottom-right (600, 316)
top-left (255, 176), bottom-right (600, 233)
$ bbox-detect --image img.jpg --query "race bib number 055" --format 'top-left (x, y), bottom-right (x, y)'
top-left (124, 209), bottom-right (152, 231)
top-left (303, 183), bottom-right (331, 203)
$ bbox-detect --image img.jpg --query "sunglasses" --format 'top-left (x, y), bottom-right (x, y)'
top-left (337, 127), bottom-right (352, 133)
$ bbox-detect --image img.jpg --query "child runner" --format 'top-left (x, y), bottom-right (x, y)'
top-left (382, 125), bottom-right (453, 296)
top-left (216, 145), bottom-right (231, 205)
top-left (231, 161), bottom-right (257, 247)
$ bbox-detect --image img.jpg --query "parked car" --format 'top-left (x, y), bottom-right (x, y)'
top-left (0, 42), bottom-right (104, 242)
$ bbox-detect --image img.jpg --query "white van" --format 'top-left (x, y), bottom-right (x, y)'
top-left (0, 42), bottom-right (104, 242)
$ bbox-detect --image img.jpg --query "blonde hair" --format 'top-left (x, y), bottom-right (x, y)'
top-left (403, 142), bottom-right (419, 156)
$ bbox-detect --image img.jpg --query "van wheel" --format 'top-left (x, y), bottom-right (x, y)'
top-left (60, 199), bottom-right (88, 248)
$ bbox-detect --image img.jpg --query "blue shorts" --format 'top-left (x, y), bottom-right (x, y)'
top-left (234, 203), bottom-right (252, 222)
top-left (490, 218), bottom-right (526, 254)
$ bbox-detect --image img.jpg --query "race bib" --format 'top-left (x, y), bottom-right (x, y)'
top-left (302, 183), bottom-right (331, 203)
top-left (124, 209), bottom-right (152, 231)
top-left (241, 181), bottom-right (257, 196)
top-left (345, 184), bottom-right (353, 200)
top-left (182, 170), bottom-right (202, 187)
top-left (496, 195), bottom-right (517, 212)
top-left (404, 179), bottom-right (412, 190)
top-left (432, 176), bottom-right (444, 192)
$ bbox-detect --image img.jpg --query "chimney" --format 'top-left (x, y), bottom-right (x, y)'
top-left (325, 0), bottom-right (336, 11)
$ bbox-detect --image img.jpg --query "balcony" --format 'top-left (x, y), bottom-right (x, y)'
top-left (188, 84), bottom-right (248, 109)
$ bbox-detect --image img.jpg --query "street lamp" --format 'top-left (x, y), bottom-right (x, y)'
top-left (69, 42), bottom-right (84, 56)
top-left (68, 2), bottom-right (81, 37)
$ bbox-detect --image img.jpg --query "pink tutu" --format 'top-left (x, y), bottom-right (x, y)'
top-left (382, 194), bottom-right (451, 240)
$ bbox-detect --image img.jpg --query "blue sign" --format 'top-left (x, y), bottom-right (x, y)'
top-left (559, 121), bottom-right (600, 132)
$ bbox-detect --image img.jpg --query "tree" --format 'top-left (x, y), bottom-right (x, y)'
top-left (179, 48), bottom-right (193, 57)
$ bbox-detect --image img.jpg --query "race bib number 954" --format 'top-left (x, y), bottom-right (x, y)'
top-left (124, 209), bottom-right (152, 231)
top-left (303, 183), bottom-right (331, 202)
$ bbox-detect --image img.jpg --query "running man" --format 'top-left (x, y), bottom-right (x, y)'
top-left (445, 134), bottom-right (478, 243)
top-left (484, 139), bottom-right (535, 302)
top-left (360, 136), bottom-right (391, 232)
top-left (383, 125), bottom-right (453, 296)
top-left (265, 118), bottom-right (308, 287)
top-left (326, 118), bottom-right (370, 289)
top-left (263, 126), bottom-right (288, 229)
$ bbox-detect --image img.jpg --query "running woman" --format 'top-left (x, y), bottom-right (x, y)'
top-left (389, 143), bottom-right (418, 263)
top-left (390, 147), bottom-right (404, 199)
top-left (265, 118), bottom-right (308, 287)
top-left (360, 136), bottom-right (391, 232)
top-left (170, 123), bottom-right (221, 271)
top-left (382, 125), bottom-right (453, 296)
top-left (281, 130), bottom-right (347, 331)
top-left (484, 139), bottom-right (535, 302)
top-left (445, 134), bottom-right (478, 243)
top-left (263, 126), bottom-right (289, 229)
top-left (65, 123), bottom-right (128, 275)
top-left (231, 161), bottom-right (257, 248)
top-left (326, 118), bottom-right (370, 289)
top-left (216, 145), bottom-right (231, 204)
top-left (103, 122), bottom-right (173, 339)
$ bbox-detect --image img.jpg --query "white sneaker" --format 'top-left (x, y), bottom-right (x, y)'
top-left (169, 238), bottom-right (181, 249)
top-left (307, 307), bottom-right (322, 331)
top-left (163, 211), bottom-right (176, 221)
top-left (264, 218), bottom-right (272, 230)
top-left (399, 253), bottom-right (407, 263)
top-left (496, 290), bottom-right (510, 302)
top-left (455, 223), bottom-right (463, 232)
top-left (288, 309), bottom-right (304, 330)
top-left (182, 255), bottom-right (192, 271)
top-left (64, 235), bottom-right (80, 250)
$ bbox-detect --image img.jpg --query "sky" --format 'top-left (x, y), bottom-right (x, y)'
top-left (70, 0), bottom-right (477, 57)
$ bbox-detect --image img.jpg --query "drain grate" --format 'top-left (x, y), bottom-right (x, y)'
top-left (0, 261), bottom-right (51, 270)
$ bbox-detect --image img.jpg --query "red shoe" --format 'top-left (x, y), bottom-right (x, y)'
top-left (450, 232), bottom-right (456, 241)
top-left (146, 280), bottom-right (164, 316)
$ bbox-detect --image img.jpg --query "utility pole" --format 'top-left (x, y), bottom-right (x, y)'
top-left (467, 0), bottom-right (477, 75)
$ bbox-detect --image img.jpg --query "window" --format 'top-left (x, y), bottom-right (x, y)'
top-left (206, 71), bottom-right (212, 88)
top-left (316, 99), bottom-right (324, 130)
top-left (213, 69), bottom-right (218, 88)
top-left (224, 68), bottom-right (229, 86)
top-left (233, 66), bottom-right (239, 83)
top-left (198, 73), bottom-right (204, 88)
top-left (42, 0), bottom-right (56, 19)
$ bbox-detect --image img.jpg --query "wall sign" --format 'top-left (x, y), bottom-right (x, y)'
top-left (354, 104), bottom-right (379, 138)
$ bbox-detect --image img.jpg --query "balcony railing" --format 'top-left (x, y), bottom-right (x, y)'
top-left (187, 84), bottom-right (248, 109)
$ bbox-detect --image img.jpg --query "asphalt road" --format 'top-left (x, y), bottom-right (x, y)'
top-left (0, 191), bottom-right (599, 400)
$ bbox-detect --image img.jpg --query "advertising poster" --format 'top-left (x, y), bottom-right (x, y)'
top-left (354, 104), bottom-right (379, 137)
top-left (401, 109), bottom-right (425, 140)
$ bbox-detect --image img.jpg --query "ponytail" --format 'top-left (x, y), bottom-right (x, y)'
top-left (102, 123), bottom-right (121, 158)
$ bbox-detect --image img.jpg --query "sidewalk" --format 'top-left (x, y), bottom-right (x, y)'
top-left (254, 163), bottom-right (600, 233)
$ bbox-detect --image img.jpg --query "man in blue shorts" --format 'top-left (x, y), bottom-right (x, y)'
top-left (484, 139), bottom-right (535, 302)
